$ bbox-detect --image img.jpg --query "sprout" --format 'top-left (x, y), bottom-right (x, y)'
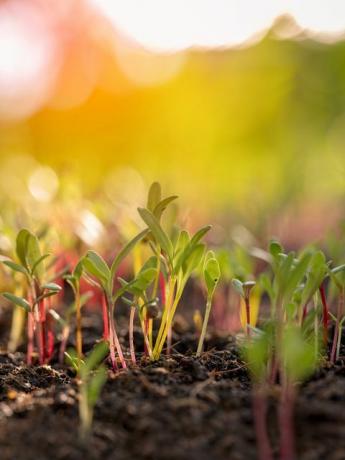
top-left (196, 252), bottom-right (220, 356)
top-left (1, 229), bottom-right (61, 364)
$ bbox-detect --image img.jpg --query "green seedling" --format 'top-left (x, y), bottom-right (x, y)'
top-left (232, 278), bottom-right (256, 335)
top-left (63, 260), bottom-right (84, 359)
top-left (327, 264), bottom-right (345, 362)
top-left (81, 229), bottom-right (151, 370)
top-left (1, 229), bottom-right (61, 364)
top-left (242, 323), bottom-right (274, 460)
top-left (66, 341), bottom-right (108, 442)
top-left (137, 185), bottom-right (211, 360)
top-left (279, 324), bottom-right (317, 460)
top-left (196, 252), bottom-right (220, 356)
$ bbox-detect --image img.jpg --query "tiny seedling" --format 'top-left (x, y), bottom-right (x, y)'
top-left (81, 229), bottom-right (152, 369)
top-left (232, 278), bottom-right (256, 335)
top-left (137, 183), bottom-right (211, 360)
top-left (1, 229), bottom-right (62, 364)
top-left (66, 341), bottom-right (108, 442)
top-left (196, 252), bottom-right (220, 356)
top-left (63, 260), bottom-right (84, 359)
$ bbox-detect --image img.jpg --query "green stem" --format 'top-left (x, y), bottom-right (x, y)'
top-left (196, 295), bottom-right (212, 356)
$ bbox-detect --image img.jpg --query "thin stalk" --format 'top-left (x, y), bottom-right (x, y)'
top-left (253, 384), bottom-right (273, 460)
top-left (27, 311), bottom-right (34, 365)
top-left (75, 283), bottom-right (82, 359)
top-left (129, 306), bottom-right (136, 365)
top-left (196, 296), bottom-right (212, 356)
top-left (330, 287), bottom-right (344, 363)
top-left (152, 277), bottom-right (176, 359)
top-left (59, 325), bottom-right (71, 364)
top-left (279, 380), bottom-right (296, 460)
top-left (108, 296), bottom-right (127, 370)
top-left (79, 381), bottom-right (92, 442)
top-left (319, 284), bottom-right (329, 345)
top-left (102, 294), bottom-right (109, 341)
top-left (245, 295), bottom-right (251, 336)
top-left (154, 289), bottom-right (183, 360)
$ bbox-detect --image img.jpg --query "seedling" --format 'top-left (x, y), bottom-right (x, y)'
top-left (232, 278), bottom-right (256, 335)
top-left (327, 264), bottom-right (345, 362)
top-left (196, 252), bottom-right (220, 356)
top-left (137, 183), bottom-right (211, 360)
top-left (66, 341), bottom-right (108, 442)
top-left (63, 260), bottom-right (84, 359)
top-left (1, 229), bottom-right (62, 364)
top-left (242, 324), bottom-right (274, 460)
top-left (81, 229), bottom-right (153, 369)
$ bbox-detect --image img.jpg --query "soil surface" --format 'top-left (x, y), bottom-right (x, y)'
top-left (0, 319), bottom-right (345, 460)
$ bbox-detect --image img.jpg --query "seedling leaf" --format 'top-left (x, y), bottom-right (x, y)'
top-left (2, 293), bottom-right (30, 312)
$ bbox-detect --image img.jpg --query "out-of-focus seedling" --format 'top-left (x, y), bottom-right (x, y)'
top-left (1, 229), bottom-right (61, 364)
top-left (81, 229), bottom-right (151, 370)
top-left (63, 260), bottom-right (84, 359)
top-left (232, 278), bottom-right (256, 335)
top-left (137, 182), bottom-right (211, 360)
top-left (327, 263), bottom-right (345, 362)
top-left (196, 252), bottom-right (220, 356)
top-left (66, 341), bottom-right (108, 442)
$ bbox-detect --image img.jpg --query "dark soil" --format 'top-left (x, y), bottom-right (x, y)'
top-left (1, 318), bottom-right (345, 460)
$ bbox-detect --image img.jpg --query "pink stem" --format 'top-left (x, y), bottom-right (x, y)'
top-left (27, 311), bottom-right (34, 365)
top-left (102, 294), bottom-right (110, 341)
top-left (59, 325), bottom-right (70, 364)
top-left (245, 296), bottom-right (251, 336)
top-left (129, 306), bottom-right (136, 365)
top-left (319, 284), bottom-right (329, 346)
top-left (253, 385), bottom-right (273, 460)
top-left (279, 382), bottom-right (296, 460)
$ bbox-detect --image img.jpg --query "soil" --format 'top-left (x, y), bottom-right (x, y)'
top-left (0, 314), bottom-right (345, 460)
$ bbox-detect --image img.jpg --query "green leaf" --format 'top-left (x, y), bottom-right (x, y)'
top-left (190, 225), bottom-right (212, 247)
top-left (153, 196), bottom-right (178, 220)
top-left (174, 226), bottom-right (210, 274)
top-left (87, 366), bottom-right (107, 407)
top-left (16, 229), bottom-right (45, 279)
top-left (73, 260), bottom-right (84, 280)
top-left (31, 253), bottom-right (51, 276)
top-left (2, 293), bottom-right (30, 312)
top-left (2, 260), bottom-right (28, 276)
top-left (122, 268), bottom-right (158, 296)
top-left (182, 243), bottom-right (205, 276)
top-left (16, 229), bottom-right (31, 268)
top-left (82, 251), bottom-right (110, 286)
top-left (42, 282), bottom-right (62, 292)
top-left (282, 252), bottom-right (312, 301)
top-left (281, 325), bottom-right (316, 382)
top-left (232, 278), bottom-right (244, 298)
top-left (269, 240), bottom-right (283, 259)
top-left (301, 251), bottom-right (327, 305)
top-left (138, 208), bottom-right (173, 264)
top-left (110, 229), bottom-right (149, 279)
top-left (81, 341), bottom-right (109, 376)
top-left (204, 256), bottom-right (220, 296)
top-left (147, 182), bottom-right (162, 211)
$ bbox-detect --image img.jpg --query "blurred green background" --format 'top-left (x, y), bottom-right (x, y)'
top-left (1, 2), bottom-right (345, 248)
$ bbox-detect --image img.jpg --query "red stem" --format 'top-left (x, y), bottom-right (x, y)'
top-left (330, 288), bottom-right (344, 363)
top-left (319, 284), bottom-right (329, 346)
top-left (27, 311), bottom-right (34, 365)
top-left (129, 307), bottom-right (136, 365)
top-left (159, 272), bottom-right (166, 307)
top-left (245, 296), bottom-right (251, 336)
top-left (253, 385), bottom-right (273, 460)
top-left (279, 382), bottom-right (296, 460)
top-left (102, 294), bottom-right (110, 341)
